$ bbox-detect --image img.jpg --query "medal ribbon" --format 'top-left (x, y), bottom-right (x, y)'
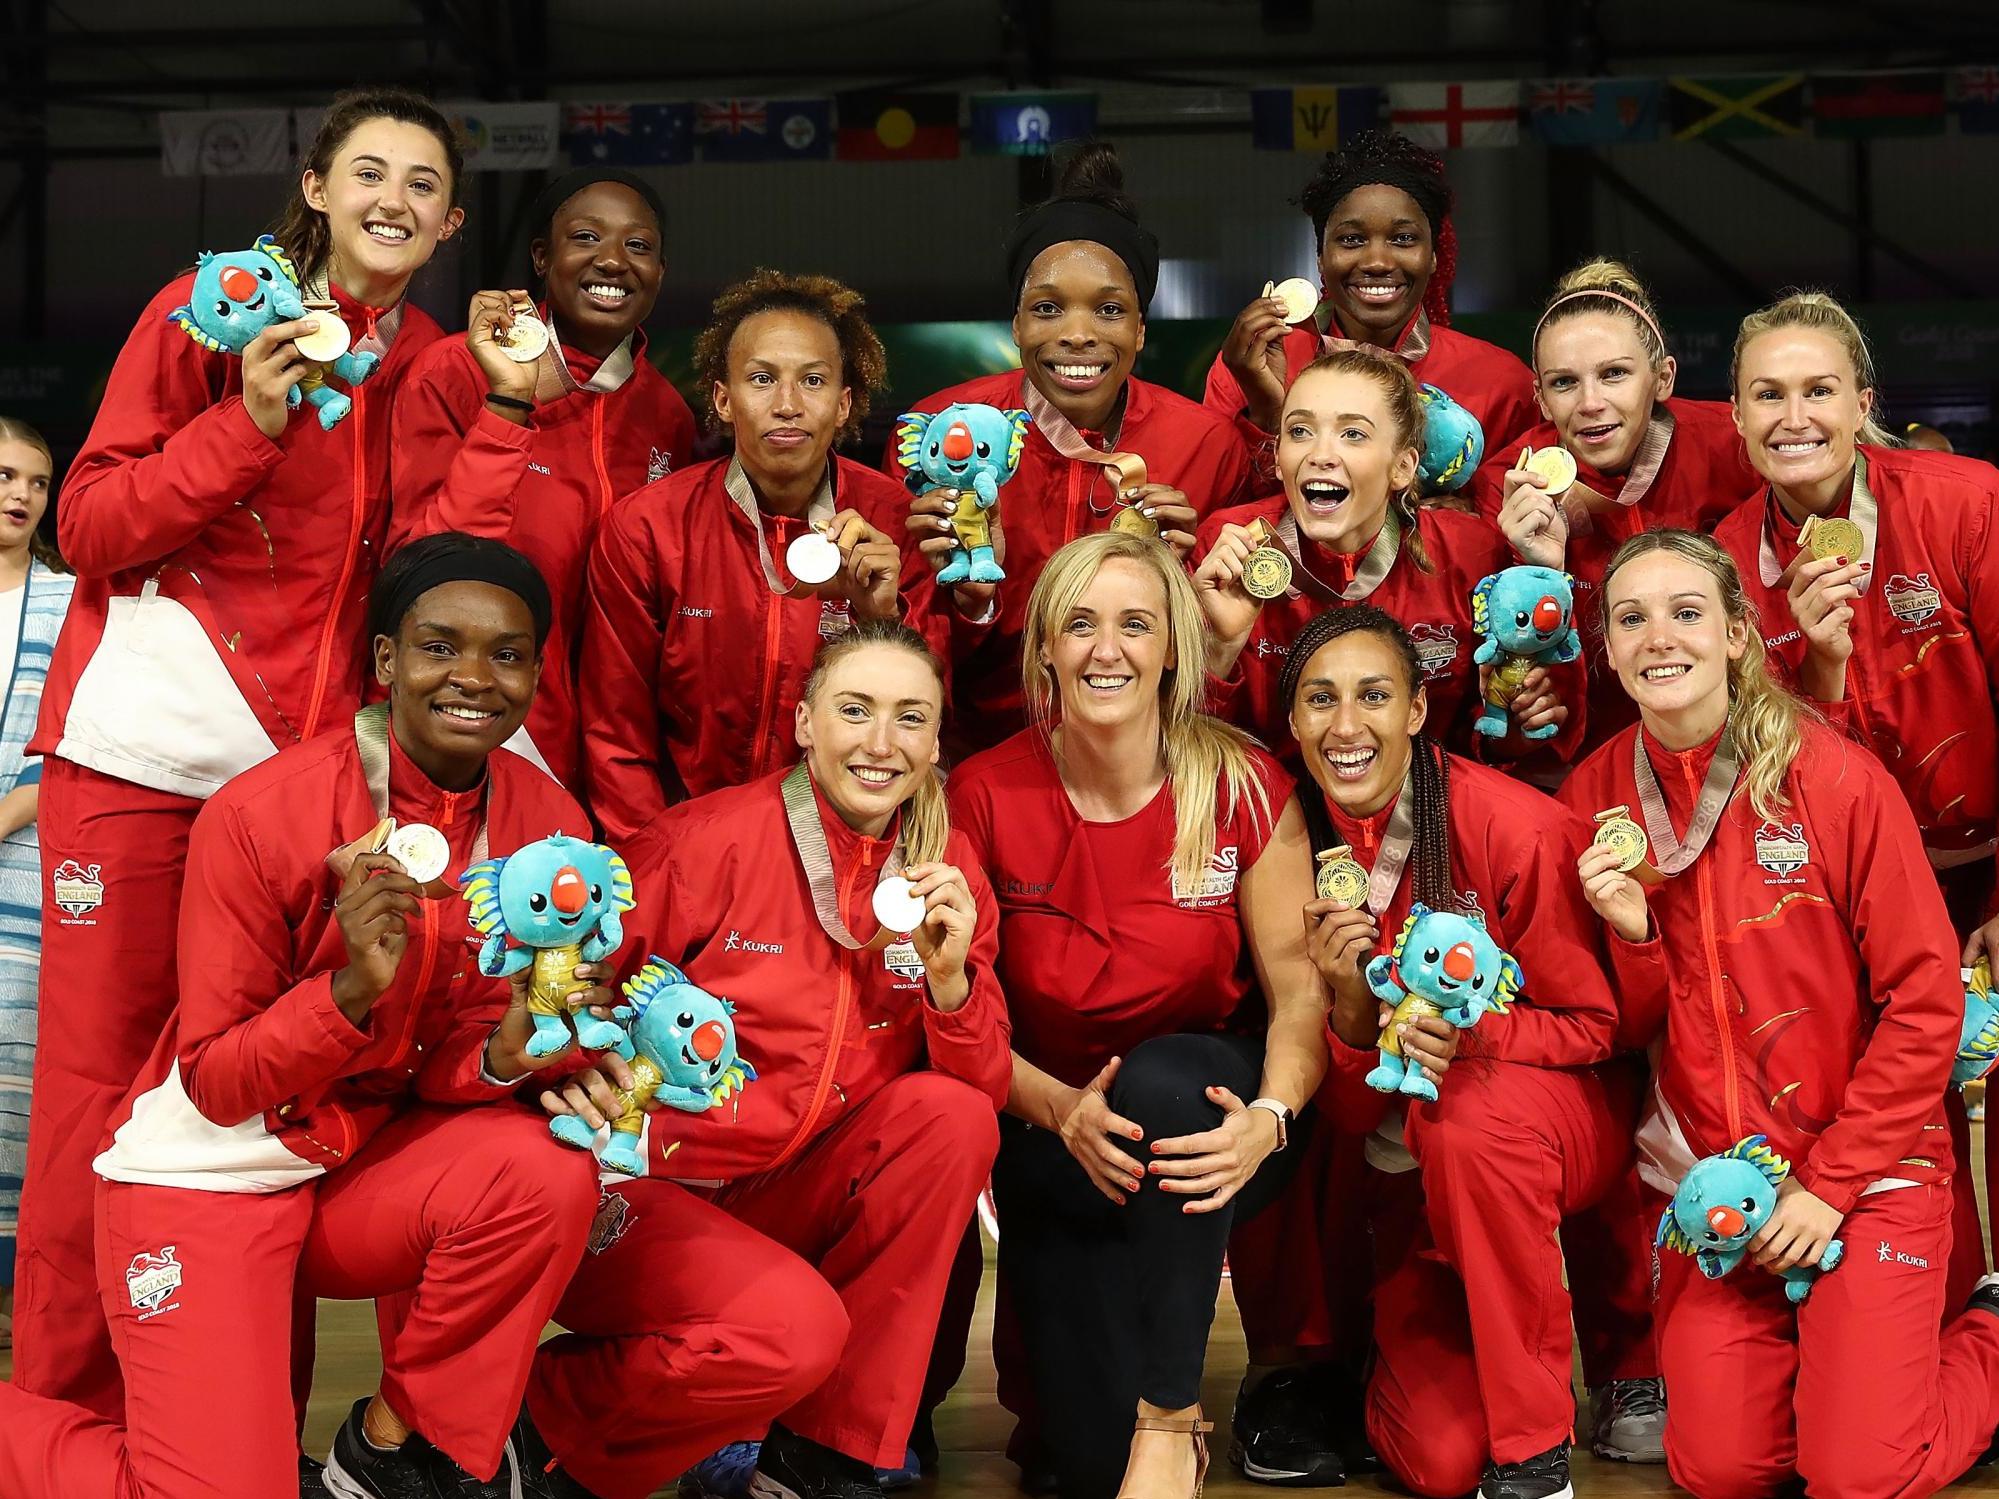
top-left (1363, 768), bottom-right (1419, 919)
top-left (1317, 307), bottom-right (1432, 366)
top-left (1019, 377), bottom-right (1151, 513)
top-left (723, 455), bottom-right (838, 598)
top-left (1630, 717), bottom-right (1741, 876)
top-left (303, 274), bottom-right (403, 359)
top-left (1275, 506), bottom-right (1402, 602)
top-left (1559, 405), bottom-right (1676, 538)
top-left (779, 761), bottom-right (907, 952)
top-left (352, 702), bottom-right (488, 866)
top-left (1756, 449), bottom-right (1879, 596)
top-left (535, 323), bottom-right (639, 402)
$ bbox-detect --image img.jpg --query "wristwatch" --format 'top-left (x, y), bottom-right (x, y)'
top-left (1247, 1097), bottom-right (1292, 1152)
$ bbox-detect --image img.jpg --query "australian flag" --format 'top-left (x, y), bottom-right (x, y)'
top-left (564, 102), bottom-right (692, 166)
top-left (1526, 78), bottom-right (1662, 145)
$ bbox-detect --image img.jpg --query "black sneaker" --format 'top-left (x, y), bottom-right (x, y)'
top-left (510, 1400), bottom-right (604, 1498)
top-left (1228, 1366), bottom-right (1348, 1487)
top-left (1588, 1376), bottom-right (1666, 1463)
top-left (1478, 1444), bottom-right (1573, 1499)
top-left (302, 1453), bottom-right (332, 1496)
top-left (748, 1423), bottom-right (886, 1499)
top-left (322, 1398), bottom-right (511, 1498)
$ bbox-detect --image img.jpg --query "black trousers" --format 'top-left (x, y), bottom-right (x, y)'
top-left (992, 1031), bottom-right (1310, 1499)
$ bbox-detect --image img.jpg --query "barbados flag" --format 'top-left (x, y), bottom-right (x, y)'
top-left (1250, 86), bottom-right (1383, 152)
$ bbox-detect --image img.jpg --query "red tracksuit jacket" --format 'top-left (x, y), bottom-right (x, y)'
top-left (610, 768), bottom-right (1012, 1181)
top-left (886, 371), bottom-right (1253, 749)
top-left (1713, 446), bottom-right (1999, 889)
top-left (948, 729), bottom-right (1294, 1088)
top-left (35, 277), bottom-right (443, 799)
top-left (389, 332), bottom-right (699, 791)
top-left (1202, 314), bottom-right (1539, 486)
top-left (1316, 754), bottom-right (1621, 1132)
top-left (1559, 719), bottom-right (1961, 1215)
top-left (1196, 497), bottom-right (1587, 764)
top-left (1466, 397), bottom-right (1763, 758)
top-left (580, 454), bottom-right (946, 842)
top-left (92, 724), bottom-right (585, 1192)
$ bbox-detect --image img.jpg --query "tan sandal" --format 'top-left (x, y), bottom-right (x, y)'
top-left (1121, 1413), bottom-right (1214, 1499)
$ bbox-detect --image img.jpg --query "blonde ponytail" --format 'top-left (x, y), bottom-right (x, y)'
top-left (1600, 530), bottom-right (1812, 822)
top-left (1732, 290), bottom-right (1895, 448)
top-left (1021, 532), bottom-right (1273, 888)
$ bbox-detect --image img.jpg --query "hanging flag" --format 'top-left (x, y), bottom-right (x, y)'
top-left (1389, 82), bottom-right (1519, 149)
top-left (969, 92), bottom-right (1097, 155)
top-left (837, 91), bottom-right (960, 161)
top-left (160, 109), bottom-right (291, 176)
top-left (694, 98), bottom-right (833, 162)
top-left (446, 102), bottom-right (561, 171)
top-left (564, 102), bottom-right (694, 166)
top-left (1667, 76), bottom-right (1804, 140)
top-left (1249, 86), bottom-right (1383, 151)
top-left (1525, 78), bottom-right (1662, 145)
top-left (1811, 73), bottom-right (1946, 138)
top-left (1951, 66), bottom-right (1999, 134)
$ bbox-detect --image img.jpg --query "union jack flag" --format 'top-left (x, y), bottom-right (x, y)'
top-left (1955, 66), bottom-right (1999, 131)
top-left (565, 103), bottom-right (632, 136)
top-left (1531, 81), bottom-right (1595, 115)
top-left (697, 99), bottom-right (769, 136)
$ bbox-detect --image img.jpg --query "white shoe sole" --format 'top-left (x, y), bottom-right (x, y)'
top-left (1483, 1485), bottom-right (1572, 1499)
top-left (319, 1446), bottom-right (375, 1499)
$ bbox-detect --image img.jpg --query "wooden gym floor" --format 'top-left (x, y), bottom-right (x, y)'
top-left (9, 1142), bottom-right (1999, 1497)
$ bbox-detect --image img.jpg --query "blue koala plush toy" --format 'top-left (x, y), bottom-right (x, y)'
top-left (895, 403), bottom-right (1029, 585)
top-left (548, 957), bottom-right (757, 1176)
top-left (1470, 566), bottom-right (1581, 739)
top-left (1416, 383), bottom-right (1485, 496)
top-left (1363, 902), bottom-right (1520, 1102)
top-left (460, 833), bottom-right (637, 1060)
top-left (1658, 1135), bottom-right (1844, 1303)
top-left (166, 234), bottom-right (379, 429)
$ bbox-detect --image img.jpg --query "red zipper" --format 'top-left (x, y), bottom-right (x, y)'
top-left (746, 531), bottom-right (787, 778)
top-left (1066, 460), bottom-right (1085, 543)
top-left (764, 839), bottom-right (872, 1171)
top-left (1680, 756), bottom-right (1743, 1139)
top-left (388, 788), bottom-right (460, 1068)
top-left (303, 385), bottom-right (368, 741)
top-left (591, 400), bottom-right (613, 518)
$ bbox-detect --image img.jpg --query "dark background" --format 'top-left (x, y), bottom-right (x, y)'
top-left (3, 0), bottom-right (1997, 465)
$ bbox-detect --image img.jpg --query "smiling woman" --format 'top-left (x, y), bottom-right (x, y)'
top-left (390, 164), bottom-right (698, 792)
top-left (13, 85), bottom-right (462, 1420)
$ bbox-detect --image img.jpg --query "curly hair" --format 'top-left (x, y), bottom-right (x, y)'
top-left (1298, 128), bottom-right (1457, 327)
top-left (691, 268), bottom-right (887, 445)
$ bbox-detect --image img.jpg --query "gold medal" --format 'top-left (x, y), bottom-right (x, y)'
top-left (1241, 519), bottom-right (1293, 600)
top-left (1802, 514), bottom-right (1865, 563)
top-left (1263, 277), bottom-right (1319, 324)
top-left (1315, 846), bottom-right (1371, 908)
top-left (1522, 445), bottom-right (1578, 497)
top-left (1592, 806), bottom-right (1650, 874)
top-left (498, 306), bottom-right (551, 363)
top-left (1970, 955), bottom-right (1993, 1003)
top-left (292, 300), bottom-right (351, 363)
top-left (1110, 504), bottom-right (1158, 538)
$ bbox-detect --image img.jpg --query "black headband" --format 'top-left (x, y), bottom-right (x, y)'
top-left (529, 166), bottom-right (665, 241)
top-left (1315, 161), bottom-right (1449, 241)
top-left (1004, 200), bottom-right (1161, 312)
top-left (370, 542), bottom-right (553, 649)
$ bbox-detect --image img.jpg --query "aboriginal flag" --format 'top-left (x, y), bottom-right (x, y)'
top-left (837, 92), bottom-right (960, 161)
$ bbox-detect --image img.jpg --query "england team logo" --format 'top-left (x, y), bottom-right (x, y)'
top-left (1409, 622), bottom-right (1459, 681)
top-left (1754, 821), bottom-right (1810, 879)
top-left (1883, 572), bottom-right (1942, 628)
top-left (52, 859), bottom-right (105, 920)
top-left (647, 446), bottom-right (673, 484)
top-left (125, 1247), bottom-right (183, 1318)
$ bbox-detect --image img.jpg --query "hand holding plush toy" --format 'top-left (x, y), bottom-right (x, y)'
top-left (1363, 903), bottom-right (1519, 1102)
top-left (167, 234), bottom-right (380, 430)
top-left (460, 833), bottom-right (636, 1060)
top-left (895, 403), bottom-right (1029, 585)
top-left (1470, 565), bottom-right (1581, 740)
top-left (548, 957), bottom-right (757, 1176)
top-left (1955, 955), bottom-right (1999, 1087)
top-left (1658, 1135), bottom-right (1844, 1303)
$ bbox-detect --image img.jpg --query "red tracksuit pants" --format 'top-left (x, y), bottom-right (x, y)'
top-left (528, 1071), bottom-right (1000, 1499)
top-left (12, 759), bottom-right (200, 1419)
top-left (1368, 1058), bottom-right (1640, 1498)
top-left (0, 1105), bottom-right (598, 1499)
top-left (1658, 1180), bottom-right (1999, 1499)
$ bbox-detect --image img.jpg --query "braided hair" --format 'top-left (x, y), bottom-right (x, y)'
top-left (1279, 603), bottom-right (1455, 911)
top-left (1298, 129), bottom-right (1457, 328)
